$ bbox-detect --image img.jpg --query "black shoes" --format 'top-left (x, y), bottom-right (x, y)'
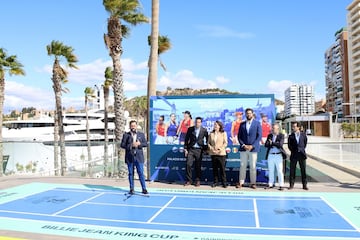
top-left (129, 189), bottom-right (148, 194)
top-left (211, 183), bottom-right (227, 188)
top-left (303, 186), bottom-right (309, 190)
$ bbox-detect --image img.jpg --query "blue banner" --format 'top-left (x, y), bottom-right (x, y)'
top-left (149, 94), bottom-right (276, 184)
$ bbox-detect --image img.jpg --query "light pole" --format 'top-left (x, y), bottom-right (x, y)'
top-left (342, 102), bottom-right (357, 137)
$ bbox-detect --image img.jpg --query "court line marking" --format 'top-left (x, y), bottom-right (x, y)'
top-left (85, 201), bottom-right (253, 212)
top-left (320, 196), bottom-right (360, 232)
top-left (0, 209), bottom-right (358, 233)
top-left (50, 188), bottom-right (323, 200)
top-left (1, 187), bottom-right (359, 236)
top-left (86, 202), bottom-right (161, 209)
top-left (0, 187), bottom-right (58, 205)
top-left (253, 198), bottom-right (260, 228)
top-left (147, 196), bottom-right (176, 223)
top-left (2, 216), bottom-right (357, 240)
top-left (51, 192), bottom-right (105, 216)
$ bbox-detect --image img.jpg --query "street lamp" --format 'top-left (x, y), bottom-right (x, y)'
top-left (342, 102), bottom-right (357, 137)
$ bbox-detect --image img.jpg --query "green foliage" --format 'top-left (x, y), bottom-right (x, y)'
top-left (341, 122), bottom-right (359, 137)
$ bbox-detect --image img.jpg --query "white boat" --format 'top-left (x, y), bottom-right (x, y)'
top-left (2, 109), bottom-right (118, 176)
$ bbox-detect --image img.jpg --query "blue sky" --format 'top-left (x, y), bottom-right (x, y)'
top-left (0, 0), bottom-right (352, 113)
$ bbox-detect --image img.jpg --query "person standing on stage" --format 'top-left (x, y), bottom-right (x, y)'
top-left (264, 123), bottom-right (286, 190)
top-left (183, 117), bottom-right (208, 187)
top-left (120, 120), bottom-right (148, 194)
top-left (237, 108), bottom-right (262, 189)
top-left (288, 121), bottom-right (308, 190)
top-left (208, 120), bottom-right (228, 188)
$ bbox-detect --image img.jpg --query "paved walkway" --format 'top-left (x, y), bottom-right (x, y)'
top-left (305, 136), bottom-right (360, 180)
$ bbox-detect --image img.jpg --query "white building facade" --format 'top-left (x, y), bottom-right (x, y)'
top-left (284, 84), bottom-right (315, 117)
top-left (347, 0), bottom-right (360, 119)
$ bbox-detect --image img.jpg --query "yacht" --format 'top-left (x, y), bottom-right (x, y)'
top-left (2, 109), bottom-right (117, 176)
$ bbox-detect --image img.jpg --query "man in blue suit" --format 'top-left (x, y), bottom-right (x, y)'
top-left (287, 121), bottom-right (308, 190)
top-left (237, 108), bottom-right (262, 189)
top-left (121, 120), bottom-right (148, 194)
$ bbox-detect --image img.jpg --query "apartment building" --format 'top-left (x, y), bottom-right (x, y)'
top-left (346, 0), bottom-right (360, 120)
top-left (324, 28), bottom-right (350, 122)
top-left (284, 84), bottom-right (315, 117)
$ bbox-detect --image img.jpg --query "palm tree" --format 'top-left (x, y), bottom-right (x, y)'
top-left (103, 66), bottom-right (113, 177)
top-left (147, 35), bottom-right (171, 71)
top-left (0, 48), bottom-right (25, 177)
top-left (46, 40), bottom-right (78, 176)
top-left (147, 0), bottom-right (159, 98)
top-left (84, 87), bottom-right (96, 177)
top-left (103, 0), bottom-right (148, 176)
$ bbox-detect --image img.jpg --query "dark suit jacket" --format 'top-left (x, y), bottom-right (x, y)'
top-left (120, 131), bottom-right (148, 163)
top-left (184, 126), bottom-right (208, 151)
top-left (264, 133), bottom-right (287, 160)
top-left (238, 120), bottom-right (262, 152)
top-left (287, 131), bottom-right (307, 160)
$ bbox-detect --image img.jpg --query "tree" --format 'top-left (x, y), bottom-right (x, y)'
top-left (46, 40), bottom-right (78, 176)
top-left (103, 66), bottom-right (113, 177)
top-left (103, 0), bottom-right (148, 175)
top-left (84, 87), bottom-right (96, 177)
top-left (147, 35), bottom-right (171, 71)
top-left (0, 48), bottom-right (25, 176)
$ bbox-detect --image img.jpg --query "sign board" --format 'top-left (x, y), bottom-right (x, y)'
top-left (149, 94), bottom-right (276, 184)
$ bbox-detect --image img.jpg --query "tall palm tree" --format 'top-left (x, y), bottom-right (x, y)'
top-left (46, 40), bottom-right (78, 176)
top-left (0, 48), bottom-right (25, 177)
top-left (103, 0), bottom-right (148, 176)
top-left (84, 87), bottom-right (96, 177)
top-left (147, 0), bottom-right (159, 98)
top-left (103, 66), bottom-right (113, 177)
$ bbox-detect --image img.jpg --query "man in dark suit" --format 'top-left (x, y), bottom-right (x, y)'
top-left (183, 117), bottom-right (208, 187)
top-left (237, 108), bottom-right (262, 189)
top-left (265, 123), bottom-right (287, 190)
top-left (120, 120), bottom-right (148, 194)
top-left (287, 121), bottom-right (308, 190)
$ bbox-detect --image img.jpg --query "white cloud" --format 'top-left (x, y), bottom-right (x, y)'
top-left (195, 25), bottom-right (255, 39)
top-left (267, 80), bottom-right (325, 102)
top-left (4, 81), bottom-right (54, 112)
top-left (37, 58), bottom-right (148, 89)
top-left (267, 80), bottom-right (293, 100)
top-left (216, 76), bottom-right (230, 84)
top-left (158, 70), bottom-right (218, 90)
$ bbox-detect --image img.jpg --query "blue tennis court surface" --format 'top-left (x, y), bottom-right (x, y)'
top-left (0, 183), bottom-right (359, 240)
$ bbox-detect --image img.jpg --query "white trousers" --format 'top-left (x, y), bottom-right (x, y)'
top-left (267, 153), bottom-right (284, 187)
top-left (239, 151), bottom-right (257, 185)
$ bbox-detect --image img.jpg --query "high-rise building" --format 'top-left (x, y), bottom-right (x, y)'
top-left (346, 0), bottom-right (360, 120)
top-left (325, 28), bottom-right (350, 122)
top-left (284, 84), bottom-right (315, 117)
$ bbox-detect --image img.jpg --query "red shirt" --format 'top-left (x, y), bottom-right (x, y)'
top-left (262, 122), bottom-right (271, 137)
top-left (180, 119), bottom-right (191, 133)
